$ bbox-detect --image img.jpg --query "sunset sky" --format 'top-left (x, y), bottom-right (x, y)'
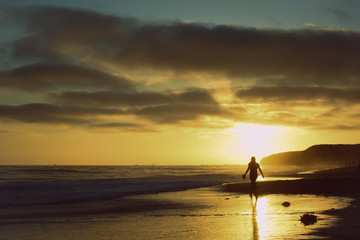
top-left (1, 0), bottom-right (360, 165)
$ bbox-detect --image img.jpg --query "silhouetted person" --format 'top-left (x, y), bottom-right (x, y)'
top-left (242, 156), bottom-right (264, 198)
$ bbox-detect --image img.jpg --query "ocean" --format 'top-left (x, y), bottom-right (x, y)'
top-left (0, 165), bottom-right (247, 206)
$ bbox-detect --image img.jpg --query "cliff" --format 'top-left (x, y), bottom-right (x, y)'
top-left (260, 144), bottom-right (360, 166)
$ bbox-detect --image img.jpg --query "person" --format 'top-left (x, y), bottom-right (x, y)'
top-left (242, 156), bottom-right (264, 198)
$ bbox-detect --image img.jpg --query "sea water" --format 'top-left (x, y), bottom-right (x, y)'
top-left (0, 165), bottom-right (304, 206)
top-left (0, 165), bottom-right (252, 206)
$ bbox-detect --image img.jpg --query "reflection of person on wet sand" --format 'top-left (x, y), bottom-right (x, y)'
top-left (251, 198), bottom-right (259, 240)
top-left (242, 156), bottom-right (264, 198)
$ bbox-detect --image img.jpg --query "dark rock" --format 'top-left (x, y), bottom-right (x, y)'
top-left (300, 213), bottom-right (317, 225)
top-left (282, 201), bottom-right (291, 207)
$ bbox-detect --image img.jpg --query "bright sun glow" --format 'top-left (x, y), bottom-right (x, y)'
top-left (223, 123), bottom-right (289, 163)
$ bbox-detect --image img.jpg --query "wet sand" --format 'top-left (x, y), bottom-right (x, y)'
top-left (0, 188), bottom-right (353, 240)
top-left (223, 166), bottom-right (360, 239)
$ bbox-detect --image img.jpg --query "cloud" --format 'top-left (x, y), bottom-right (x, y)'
top-left (27, 6), bottom-right (137, 33)
top-left (89, 122), bottom-right (143, 128)
top-left (0, 89), bottom-right (225, 126)
top-left (3, 6), bottom-right (360, 131)
top-left (0, 103), bottom-right (124, 125)
top-left (318, 106), bottom-right (344, 118)
top-left (12, 7), bottom-right (137, 62)
top-left (51, 89), bottom-right (218, 107)
top-left (0, 63), bottom-right (136, 91)
top-left (136, 103), bottom-right (224, 123)
top-left (88, 122), bottom-right (154, 132)
top-left (235, 87), bottom-right (360, 104)
top-left (51, 89), bottom-right (224, 123)
top-left (316, 124), bottom-right (360, 131)
top-left (10, 6), bottom-right (360, 88)
top-left (51, 91), bottom-right (171, 107)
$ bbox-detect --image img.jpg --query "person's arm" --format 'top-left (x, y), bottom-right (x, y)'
top-left (242, 166), bottom-right (250, 179)
top-left (258, 165), bottom-right (264, 178)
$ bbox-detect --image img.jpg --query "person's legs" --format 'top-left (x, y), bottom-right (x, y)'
top-left (250, 175), bottom-right (258, 197)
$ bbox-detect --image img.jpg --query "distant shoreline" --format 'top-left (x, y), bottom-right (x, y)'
top-left (260, 144), bottom-right (360, 167)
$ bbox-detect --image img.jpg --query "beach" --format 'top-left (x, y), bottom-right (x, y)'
top-left (0, 188), bottom-right (355, 240)
top-left (0, 165), bottom-right (359, 239)
top-left (224, 166), bottom-right (360, 239)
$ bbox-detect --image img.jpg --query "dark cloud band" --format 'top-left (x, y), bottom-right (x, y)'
top-left (0, 63), bottom-right (136, 91)
top-left (11, 6), bottom-right (360, 87)
top-left (0, 88), bottom-right (224, 125)
top-left (0, 103), bottom-right (123, 124)
top-left (51, 89), bottom-right (218, 107)
top-left (235, 87), bottom-right (360, 103)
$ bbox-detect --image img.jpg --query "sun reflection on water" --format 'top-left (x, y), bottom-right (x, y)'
top-left (252, 197), bottom-right (268, 240)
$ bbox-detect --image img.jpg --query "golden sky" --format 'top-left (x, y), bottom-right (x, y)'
top-left (1, 2), bottom-right (360, 164)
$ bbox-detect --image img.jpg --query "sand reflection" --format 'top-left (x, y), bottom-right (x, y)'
top-left (251, 196), bottom-right (268, 240)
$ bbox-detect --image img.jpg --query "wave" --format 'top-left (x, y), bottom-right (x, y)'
top-left (13, 167), bottom-right (102, 174)
top-left (0, 173), bottom-right (240, 207)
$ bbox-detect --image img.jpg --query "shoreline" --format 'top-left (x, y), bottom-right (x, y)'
top-left (223, 166), bottom-right (360, 197)
top-left (223, 177), bottom-right (360, 197)
top-left (222, 166), bottom-right (360, 239)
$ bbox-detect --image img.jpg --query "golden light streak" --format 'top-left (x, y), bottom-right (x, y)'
top-left (252, 197), bottom-right (269, 240)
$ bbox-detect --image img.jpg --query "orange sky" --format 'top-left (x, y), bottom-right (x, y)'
top-left (1, 3), bottom-right (360, 165)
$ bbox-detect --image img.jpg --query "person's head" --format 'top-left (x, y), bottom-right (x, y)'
top-left (251, 156), bottom-right (256, 162)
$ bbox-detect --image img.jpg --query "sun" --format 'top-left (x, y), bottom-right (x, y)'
top-left (223, 123), bottom-right (287, 163)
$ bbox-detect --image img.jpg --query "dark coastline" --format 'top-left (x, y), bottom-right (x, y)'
top-left (222, 167), bottom-right (360, 239)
